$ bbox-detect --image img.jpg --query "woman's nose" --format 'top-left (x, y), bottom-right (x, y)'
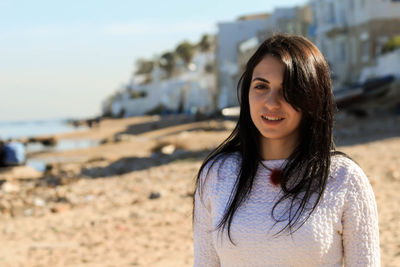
top-left (264, 91), bottom-right (281, 110)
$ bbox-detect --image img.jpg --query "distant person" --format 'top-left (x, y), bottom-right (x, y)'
top-left (0, 141), bottom-right (26, 167)
top-left (193, 34), bottom-right (380, 266)
top-left (86, 117), bottom-right (101, 128)
top-left (94, 116), bottom-right (101, 126)
top-left (0, 140), bottom-right (5, 167)
top-left (87, 119), bottom-right (93, 128)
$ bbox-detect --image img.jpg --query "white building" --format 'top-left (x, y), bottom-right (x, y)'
top-left (261, 6), bottom-right (311, 38)
top-left (310, 0), bottom-right (400, 87)
top-left (237, 6), bottom-right (311, 75)
top-left (104, 51), bottom-right (216, 117)
top-left (360, 48), bottom-right (400, 81)
top-left (216, 7), bottom-right (311, 109)
top-left (216, 15), bottom-right (270, 109)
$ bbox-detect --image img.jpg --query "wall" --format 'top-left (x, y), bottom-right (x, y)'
top-left (217, 19), bottom-right (269, 109)
top-left (360, 48), bottom-right (400, 82)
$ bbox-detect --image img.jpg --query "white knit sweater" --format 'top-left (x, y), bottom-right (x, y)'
top-left (193, 153), bottom-right (380, 267)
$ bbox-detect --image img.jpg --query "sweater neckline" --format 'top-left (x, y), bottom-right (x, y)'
top-left (260, 158), bottom-right (287, 167)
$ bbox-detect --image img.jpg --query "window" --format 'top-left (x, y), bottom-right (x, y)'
top-left (376, 36), bottom-right (389, 55)
top-left (351, 37), bottom-right (357, 64)
top-left (329, 2), bottom-right (335, 24)
top-left (340, 41), bottom-right (346, 62)
top-left (361, 40), bottom-right (369, 62)
top-left (312, 10), bottom-right (317, 27)
top-left (339, 8), bottom-right (347, 25)
top-left (349, 0), bottom-right (354, 10)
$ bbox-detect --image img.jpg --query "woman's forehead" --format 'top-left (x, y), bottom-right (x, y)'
top-left (252, 55), bottom-right (285, 80)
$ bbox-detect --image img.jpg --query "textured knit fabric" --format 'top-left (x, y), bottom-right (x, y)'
top-left (193, 153), bottom-right (380, 267)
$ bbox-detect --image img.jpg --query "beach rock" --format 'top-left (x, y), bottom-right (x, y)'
top-left (148, 192), bottom-right (161, 200)
top-left (28, 136), bottom-right (57, 146)
top-left (388, 170), bottom-right (400, 181)
top-left (100, 137), bottom-right (113, 144)
top-left (86, 156), bottom-right (107, 163)
top-left (33, 197), bottom-right (46, 207)
top-left (114, 134), bottom-right (136, 142)
top-left (0, 200), bottom-right (11, 214)
top-left (54, 196), bottom-right (69, 203)
top-left (1, 182), bottom-right (20, 193)
top-left (41, 175), bottom-right (78, 187)
top-left (131, 199), bottom-right (141, 205)
top-left (51, 203), bottom-right (71, 213)
top-left (161, 144), bottom-right (176, 155)
top-left (85, 195), bottom-right (95, 203)
top-left (24, 208), bottom-right (34, 217)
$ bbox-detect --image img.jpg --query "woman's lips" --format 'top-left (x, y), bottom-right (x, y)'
top-left (261, 115), bottom-right (285, 125)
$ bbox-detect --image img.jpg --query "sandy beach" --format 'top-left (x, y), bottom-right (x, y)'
top-left (0, 113), bottom-right (399, 267)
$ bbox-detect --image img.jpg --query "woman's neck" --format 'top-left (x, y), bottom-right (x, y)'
top-left (259, 137), bottom-right (298, 160)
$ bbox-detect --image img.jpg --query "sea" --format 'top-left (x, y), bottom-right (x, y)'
top-left (0, 118), bottom-right (81, 140)
top-left (0, 118), bottom-right (98, 171)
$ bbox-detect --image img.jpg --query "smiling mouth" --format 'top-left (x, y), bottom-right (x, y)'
top-left (261, 115), bottom-right (284, 121)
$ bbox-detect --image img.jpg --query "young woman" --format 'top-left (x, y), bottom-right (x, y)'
top-left (193, 34), bottom-right (380, 266)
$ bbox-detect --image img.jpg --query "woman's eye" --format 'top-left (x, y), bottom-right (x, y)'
top-left (254, 84), bottom-right (268, 90)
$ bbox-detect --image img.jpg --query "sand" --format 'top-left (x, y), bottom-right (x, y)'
top-left (0, 113), bottom-right (399, 267)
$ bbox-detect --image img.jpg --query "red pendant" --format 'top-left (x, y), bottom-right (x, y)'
top-left (270, 168), bottom-right (282, 186)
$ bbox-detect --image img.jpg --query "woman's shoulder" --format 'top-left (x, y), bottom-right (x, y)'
top-left (200, 151), bottom-right (241, 182)
top-left (331, 153), bottom-right (363, 173)
top-left (203, 151), bottom-right (241, 172)
top-left (329, 153), bottom-right (370, 189)
top-left (197, 152), bottom-right (241, 198)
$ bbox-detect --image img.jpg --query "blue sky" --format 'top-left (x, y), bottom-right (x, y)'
top-left (0, 0), bottom-right (308, 121)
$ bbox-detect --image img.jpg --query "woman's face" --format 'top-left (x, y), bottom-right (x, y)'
top-left (249, 54), bottom-right (302, 149)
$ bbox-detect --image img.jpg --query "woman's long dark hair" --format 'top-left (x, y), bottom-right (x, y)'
top-left (194, 34), bottom-right (339, 242)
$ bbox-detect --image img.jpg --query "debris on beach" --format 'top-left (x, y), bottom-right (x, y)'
top-left (28, 136), bottom-right (58, 146)
top-left (148, 192), bottom-right (161, 199)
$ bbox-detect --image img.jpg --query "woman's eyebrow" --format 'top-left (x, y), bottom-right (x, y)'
top-left (252, 77), bottom-right (283, 85)
top-left (252, 77), bottom-right (270, 83)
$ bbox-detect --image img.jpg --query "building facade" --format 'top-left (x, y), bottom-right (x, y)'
top-left (216, 16), bottom-right (270, 109)
top-left (310, 0), bottom-right (400, 87)
top-left (103, 51), bottom-right (216, 117)
top-left (237, 6), bottom-right (312, 74)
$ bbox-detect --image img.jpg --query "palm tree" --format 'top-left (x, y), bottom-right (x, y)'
top-left (175, 41), bottom-right (194, 66)
top-left (159, 52), bottom-right (176, 77)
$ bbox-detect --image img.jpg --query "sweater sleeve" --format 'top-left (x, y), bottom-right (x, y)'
top-left (193, 164), bottom-right (220, 267)
top-left (342, 163), bottom-right (380, 266)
